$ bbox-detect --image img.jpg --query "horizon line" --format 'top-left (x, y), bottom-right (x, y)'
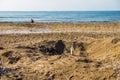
top-left (0, 10), bottom-right (120, 12)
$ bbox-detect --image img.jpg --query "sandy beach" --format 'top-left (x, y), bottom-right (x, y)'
top-left (0, 22), bottom-right (120, 80)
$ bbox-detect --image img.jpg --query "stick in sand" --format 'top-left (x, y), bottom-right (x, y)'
top-left (70, 42), bottom-right (74, 55)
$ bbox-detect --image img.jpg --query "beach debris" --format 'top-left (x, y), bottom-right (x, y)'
top-left (48, 47), bottom-right (56, 54)
top-left (78, 42), bottom-right (86, 51)
top-left (69, 75), bottom-right (74, 80)
top-left (0, 58), bottom-right (2, 66)
top-left (8, 56), bottom-right (20, 64)
top-left (39, 45), bottom-right (55, 55)
top-left (111, 38), bottom-right (120, 44)
top-left (2, 51), bottom-right (13, 57)
top-left (39, 40), bottom-right (65, 55)
top-left (55, 40), bottom-right (65, 55)
top-left (78, 42), bottom-right (87, 57)
top-left (30, 18), bottom-right (34, 23)
top-left (0, 47), bottom-right (4, 50)
top-left (76, 58), bottom-right (93, 63)
top-left (0, 67), bottom-right (21, 77)
top-left (0, 68), bottom-right (13, 76)
top-left (39, 45), bottom-right (48, 53)
top-left (39, 46), bottom-right (56, 55)
top-left (95, 62), bottom-right (102, 68)
top-left (15, 46), bottom-right (36, 50)
top-left (70, 42), bottom-right (77, 55)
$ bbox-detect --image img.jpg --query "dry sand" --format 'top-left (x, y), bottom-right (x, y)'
top-left (0, 22), bottom-right (120, 80)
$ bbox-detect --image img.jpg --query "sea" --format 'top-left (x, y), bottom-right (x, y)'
top-left (0, 11), bottom-right (120, 23)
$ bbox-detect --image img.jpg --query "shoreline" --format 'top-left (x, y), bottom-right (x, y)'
top-left (0, 21), bottom-right (120, 24)
top-left (0, 22), bottom-right (120, 34)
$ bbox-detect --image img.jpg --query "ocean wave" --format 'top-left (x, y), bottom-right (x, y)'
top-left (0, 11), bottom-right (120, 23)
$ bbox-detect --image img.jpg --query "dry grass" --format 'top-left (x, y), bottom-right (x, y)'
top-left (0, 22), bottom-right (120, 80)
top-left (0, 22), bottom-right (120, 31)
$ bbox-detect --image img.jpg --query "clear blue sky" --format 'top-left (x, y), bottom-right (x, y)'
top-left (0, 0), bottom-right (120, 11)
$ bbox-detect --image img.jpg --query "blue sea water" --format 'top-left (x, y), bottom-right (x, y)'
top-left (0, 11), bottom-right (120, 23)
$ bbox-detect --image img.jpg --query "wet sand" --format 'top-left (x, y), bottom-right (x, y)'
top-left (0, 22), bottom-right (120, 80)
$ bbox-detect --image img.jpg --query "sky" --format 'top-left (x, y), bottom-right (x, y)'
top-left (0, 0), bottom-right (120, 11)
